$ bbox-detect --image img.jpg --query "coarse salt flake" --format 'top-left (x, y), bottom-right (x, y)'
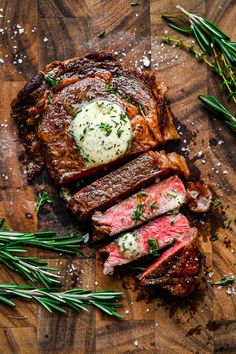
top-left (143, 56), bottom-right (150, 68)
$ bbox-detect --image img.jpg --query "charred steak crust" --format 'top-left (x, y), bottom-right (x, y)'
top-left (138, 229), bottom-right (202, 297)
top-left (11, 52), bottom-right (179, 184)
top-left (68, 150), bottom-right (190, 221)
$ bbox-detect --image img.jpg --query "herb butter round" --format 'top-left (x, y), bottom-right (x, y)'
top-left (69, 100), bottom-right (132, 167)
top-left (117, 232), bottom-right (141, 259)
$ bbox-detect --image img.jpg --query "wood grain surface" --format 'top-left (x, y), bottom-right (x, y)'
top-left (0, 0), bottom-right (236, 353)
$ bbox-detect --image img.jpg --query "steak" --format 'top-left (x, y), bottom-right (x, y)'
top-left (138, 228), bottom-right (202, 297)
top-left (100, 213), bottom-right (190, 275)
top-left (68, 150), bottom-right (189, 220)
top-left (186, 181), bottom-right (212, 212)
top-left (92, 175), bottom-right (187, 239)
top-left (11, 52), bottom-right (179, 184)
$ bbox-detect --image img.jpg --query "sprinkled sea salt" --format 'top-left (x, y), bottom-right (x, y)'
top-left (195, 151), bottom-right (203, 157)
top-left (143, 56), bottom-right (150, 68)
top-left (43, 37), bottom-right (48, 43)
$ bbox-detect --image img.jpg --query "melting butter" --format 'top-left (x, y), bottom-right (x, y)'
top-left (117, 232), bottom-right (141, 259)
top-left (69, 100), bottom-right (132, 167)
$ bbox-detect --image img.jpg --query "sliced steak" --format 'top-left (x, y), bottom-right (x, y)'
top-left (101, 213), bottom-right (190, 275)
top-left (11, 52), bottom-right (179, 184)
top-left (186, 181), bottom-right (212, 212)
top-left (68, 150), bottom-right (189, 220)
top-left (92, 175), bottom-right (187, 239)
top-left (138, 228), bottom-right (202, 297)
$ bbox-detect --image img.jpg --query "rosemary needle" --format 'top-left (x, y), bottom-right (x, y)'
top-left (0, 285), bottom-right (124, 318)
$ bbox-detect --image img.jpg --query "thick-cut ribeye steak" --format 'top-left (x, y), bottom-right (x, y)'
top-left (68, 150), bottom-right (189, 220)
top-left (11, 53), bottom-right (179, 184)
top-left (138, 228), bottom-right (202, 297)
top-left (100, 213), bottom-right (190, 275)
top-left (92, 175), bottom-right (187, 239)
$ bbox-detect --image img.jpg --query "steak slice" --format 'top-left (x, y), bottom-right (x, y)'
top-left (92, 175), bottom-right (187, 239)
top-left (138, 228), bottom-right (202, 297)
top-left (186, 181), bottom-right (212, 212)
top-left (100, 213), bottom-right (190, 275)
top-left (11, 52), bottom-right (179, 184)
top-left (68, 150), bottom-right (189, 220)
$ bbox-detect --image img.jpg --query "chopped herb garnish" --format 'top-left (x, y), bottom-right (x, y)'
top-left (148, 239), bottom-right (160, 256)
top-left (47, 95), bottom-right (53, 104)
top-left (44, 74), bottom-right (61, 88)
top-left (120, 111), bottom-right (127, 123)
top-left (35, 192), bottom-right (53, 215)
top-left (130, 1), bottom-right (139, 6)
top-left (99, 122), bottom-right (113, 136)
top-left (169, 238), bottom-right (177, 246)
top-left (130, 266), bottom-right (146, 272)
top-left (83, 155), bottom-right (90, 163)
top-left (167, 190), bottom-right (178, 199)
top-left (131, 203), bottom-right (145, 221)
top-left (150, 201), bottom-right (157, 209)
top-left (74, 108), bottom-right (82, 117)
top-left (97, 30), bottom-right (105, 38)
top-left (126, 97), bottom-right (133, 103)
top-left (35, 114), bottom-right (40, 119)
top-left (117, 126), bottom-right (124, 138)
top-left (105, 84), bottom-right (117, 94)
top-left (111, 119), bottom-right (119, 127)
top-left (137, 104), bottom-right (145, 118)
top-left (225, 220), bottom-right (232, 228)
top-left (137, 191), bottom-right (147, 197)
top-left (83, 127), bottom-right (93, 134)
top-left (215, 276), bottom-right (235, 286)
top-left (212, 200), bottom-right (221, 207)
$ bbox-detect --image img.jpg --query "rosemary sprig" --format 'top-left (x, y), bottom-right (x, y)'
top-left (0, 244), bottom-right (60, 288)
top-left (162, 5), bottom-right (236, 132)
top-left (162, 36), bottom-right (215, 70)
top-left (0, 225), bottom-right (83, 254)
top-left (35, 192), bottom-right (53, 215)
top-left (0, 285), bottom-right (123, 318)
top-left (0, 218), bottom-right (83, 254)
top-left (198, 95), bottom-right (236, 133)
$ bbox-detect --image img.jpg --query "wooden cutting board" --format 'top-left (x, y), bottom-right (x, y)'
top-left (0, 1), bottom-right (236, 353)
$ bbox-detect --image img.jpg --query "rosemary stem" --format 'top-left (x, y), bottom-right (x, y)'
top-left (221, 53), bottom-right (236, 88)
top-left (176, 5), bottom-right (191, 17)
top-left (162, 36), bottom-right (214, 69)
top-left (212, 47), bottom-right (236, 104)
